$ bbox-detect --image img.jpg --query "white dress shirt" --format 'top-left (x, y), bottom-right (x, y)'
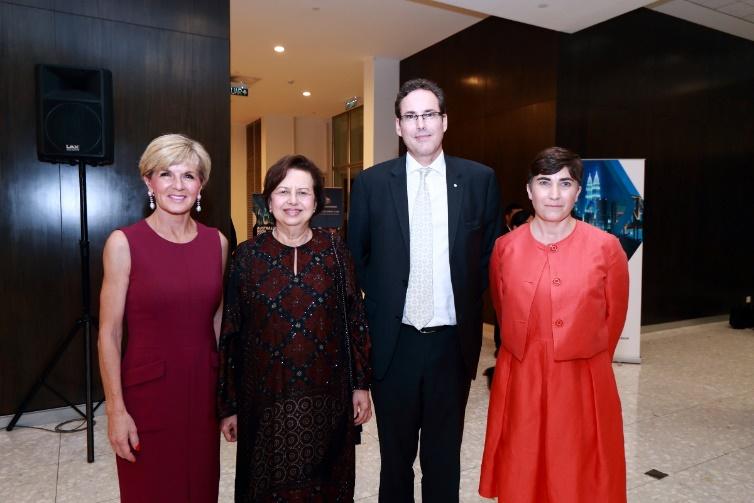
top-left (402, 152), bottom-right (457, 327)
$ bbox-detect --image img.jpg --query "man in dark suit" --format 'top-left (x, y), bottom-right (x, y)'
top-left (348, 78), bottom-right (502, 502)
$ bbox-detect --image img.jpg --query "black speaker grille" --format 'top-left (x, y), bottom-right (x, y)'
top-left (45, 102), bottom-right (103, 155)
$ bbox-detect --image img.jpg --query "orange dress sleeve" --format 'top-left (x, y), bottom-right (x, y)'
top-left (605, 238), bottom-right (629, 355)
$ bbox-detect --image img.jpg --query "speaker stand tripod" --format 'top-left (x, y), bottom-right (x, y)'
top-left (6, 159), bottom-right (100, 463)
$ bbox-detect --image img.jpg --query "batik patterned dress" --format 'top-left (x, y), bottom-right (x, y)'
top-left (218, 229), bottom-right (370, 502)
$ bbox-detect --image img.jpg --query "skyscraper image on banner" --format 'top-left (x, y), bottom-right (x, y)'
top-left (575, 159), bottom-right (644, 260)
top-left (577, 159), bottom-right (645, 364)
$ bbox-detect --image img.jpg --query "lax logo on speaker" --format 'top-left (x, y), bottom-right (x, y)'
top-left (66, 144), bottom-right (81, 152)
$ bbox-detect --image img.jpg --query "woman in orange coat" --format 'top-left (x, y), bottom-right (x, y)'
top-left (479, 147), bottom-right (629, 502)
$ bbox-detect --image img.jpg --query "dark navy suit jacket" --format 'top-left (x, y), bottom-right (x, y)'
top-left (347, 155), bottom-right (502, 380)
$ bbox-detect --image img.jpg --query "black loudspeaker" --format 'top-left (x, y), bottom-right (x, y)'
top-left (36, 64), bottom-right (114, 165)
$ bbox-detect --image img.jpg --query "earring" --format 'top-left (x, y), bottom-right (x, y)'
top-left (196, 194), bottom-right (202, 213)
top-left (148, 190), bottom-right (155, 210)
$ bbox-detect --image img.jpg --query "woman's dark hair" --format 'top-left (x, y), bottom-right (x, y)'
top-left (394, 78), bottom-right (446, 118)
top-left (263, 155), bottom-right (326, 216)
top-left (528, 147), bottom-right (583, 185)
top-left (511, 209), bottom-right (532, 229)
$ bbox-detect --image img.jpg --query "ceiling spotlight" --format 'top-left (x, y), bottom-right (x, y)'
top-left (302, 91), bottom-right (312, 97)
top-left (274, 45), bottom-right (285, 53)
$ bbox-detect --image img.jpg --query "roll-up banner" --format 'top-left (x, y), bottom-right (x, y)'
top-left (576, 159), bottom-right (644, 364)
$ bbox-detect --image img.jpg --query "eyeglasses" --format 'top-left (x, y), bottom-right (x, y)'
top-left (400, 111), bottom-right (444, 123)
top-left (271, 188), bottom-right (314, 200)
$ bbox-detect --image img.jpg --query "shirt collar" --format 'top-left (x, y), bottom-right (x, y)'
top-left (406, 151), bottom-right (446, 176)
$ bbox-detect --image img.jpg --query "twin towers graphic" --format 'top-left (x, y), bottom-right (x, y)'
top-left (581, 171), bottom-right (603, 226)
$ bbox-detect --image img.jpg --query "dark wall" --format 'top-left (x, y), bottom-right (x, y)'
top-left (557, 9), bottom-right (754, 324)
top-left (400, 9), bottom-right (754, 325)
top-left (0, 0), bottom-right (230, 415)
top-left (401, 16), bottom-right (560, 210)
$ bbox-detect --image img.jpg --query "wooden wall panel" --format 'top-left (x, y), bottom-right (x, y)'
top-left (401, 16), bottom-right (559, 214)
top-left (0, 0), bottom-right (229, 414)
top-left (50, 0), bottom-right (229, 38)
top-left (0, 2), bottom-right (62, 415)
top-left (557, 9), bottom-right (754, 324)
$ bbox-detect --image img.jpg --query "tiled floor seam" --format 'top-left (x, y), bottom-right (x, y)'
top-left (671, 450), bottom-right (731, 474)
top-left (663, 443), bottom-right (754, 479)
top-left (628, 396), bottom-right (738, 423)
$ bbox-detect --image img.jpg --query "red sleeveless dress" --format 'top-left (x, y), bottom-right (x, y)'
top-left (116, 219), bottom-right (222, 502)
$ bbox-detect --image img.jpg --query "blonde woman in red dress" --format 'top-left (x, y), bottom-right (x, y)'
top-left (99, 134), bottom-right (228, 502)
top-left (479, 147), bottom-right (629, 502)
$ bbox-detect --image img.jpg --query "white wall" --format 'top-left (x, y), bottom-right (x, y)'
top-left (294, 116), bottom-right (329, 180)
top-left (261, 114), bottom-right (330, 182)
top-left (261, 115), bottom-right (295, 177)
top-left (230, 123), bottom-right (247, 242)
top-left (364, 57), bottom-right (400, 168)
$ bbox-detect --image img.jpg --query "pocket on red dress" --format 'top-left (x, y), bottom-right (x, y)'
top-left (122, 360), bottom-right (168, 432)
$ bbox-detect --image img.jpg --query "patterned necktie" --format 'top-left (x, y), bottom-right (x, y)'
top-left (405, 167), bottom-right (434, 329)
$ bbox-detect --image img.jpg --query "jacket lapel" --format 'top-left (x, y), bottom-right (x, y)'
top-left (389, 156), bottom-right (410, 252)
top-left (446, 156), bottom-right (464, 256)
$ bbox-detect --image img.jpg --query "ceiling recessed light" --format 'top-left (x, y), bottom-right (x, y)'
top-left (302, 91), bottom-right (311, 97)
top-left (274, 45), bottom-right (285, 53)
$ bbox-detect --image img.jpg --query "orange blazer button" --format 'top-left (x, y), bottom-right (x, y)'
top-left (554, 319), bottom-right (564, 327)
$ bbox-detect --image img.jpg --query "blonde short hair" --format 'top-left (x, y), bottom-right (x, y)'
top-left (139, 134), bottom-right (211, 185)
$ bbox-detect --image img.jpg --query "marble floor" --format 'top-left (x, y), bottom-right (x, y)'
top-left (1, 321), bottom-right (753, 502)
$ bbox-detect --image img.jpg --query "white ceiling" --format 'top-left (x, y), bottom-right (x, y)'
top-left (229, 0), bottom-right (484, 124)
top-left (230, 0), bottom-right (754, 125)
top-left (653, 0), bottom-right (754, 40)
top-left (435, 0), bottom-right (654, 32)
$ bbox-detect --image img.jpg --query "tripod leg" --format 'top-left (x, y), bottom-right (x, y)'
top-left (44, 384), bottom-right (86, 417)
top-left (84, 314), bottom-right (94, 462)
top-left (9, 160), bottom-right (99, 464)
top-left (5, 320), bottom-right (84, 431)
